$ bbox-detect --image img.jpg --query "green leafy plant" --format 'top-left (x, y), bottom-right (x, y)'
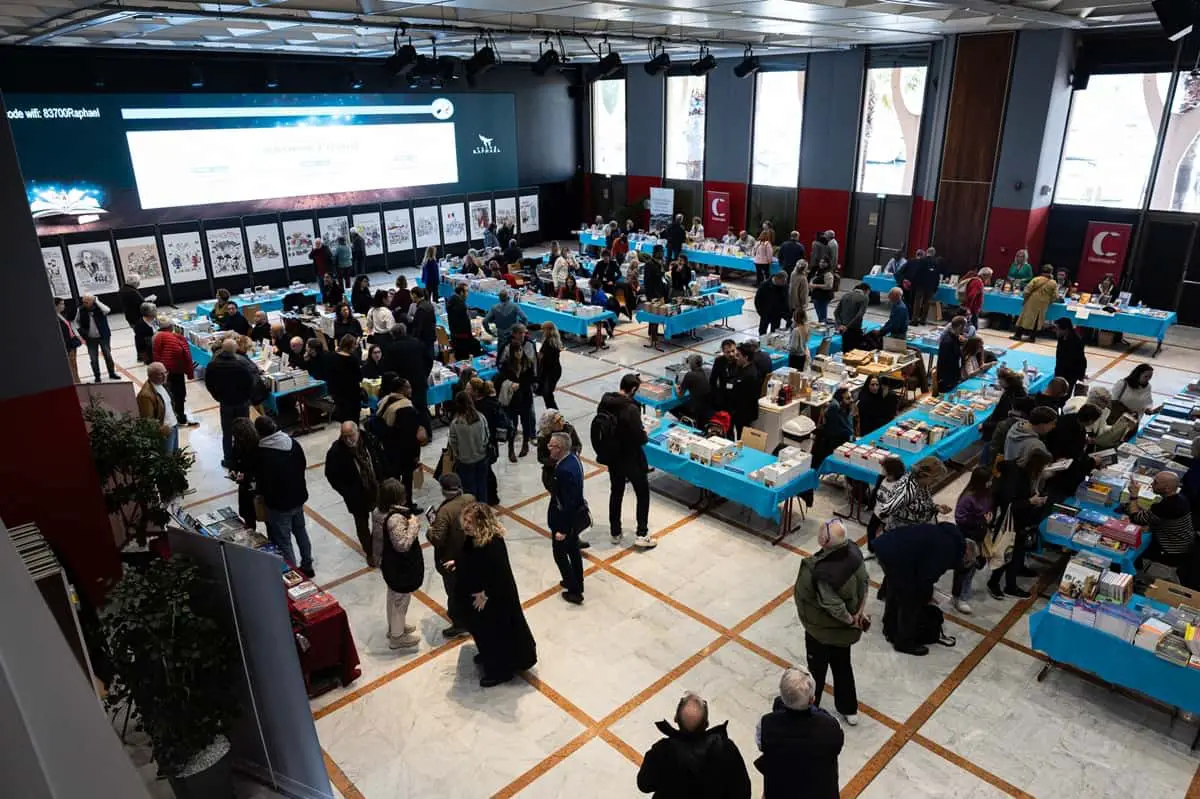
top-left (84, 399), bottom-right (194, 547)
top-left (102, 556), bottom-right (240, 778)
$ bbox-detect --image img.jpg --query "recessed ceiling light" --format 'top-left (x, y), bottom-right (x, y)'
top-left (731, 9), bottom-right (745, 13)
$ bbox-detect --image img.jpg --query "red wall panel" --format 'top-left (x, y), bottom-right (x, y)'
top-left (983, 205), bottom-right (1050, 269)
top-left (908, 195), bottom-right (936, 252)
top-left (624, 174), bottom-right (663, 230)
top-left (701, 180), bottom-right (749, 237)
top-left (0, 385), bottom-right (121, 604)
top-left (796, 188), bottom-right (851, 244)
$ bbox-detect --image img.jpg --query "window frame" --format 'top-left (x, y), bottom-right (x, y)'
top-left (853, 64), bottom-right (930, 197)
top-left (749, 69), bottom-right (807, 189)
top-left (590, 77), bottom-right (628, 176)
top-left (663, 73), bottom-right (710, 182)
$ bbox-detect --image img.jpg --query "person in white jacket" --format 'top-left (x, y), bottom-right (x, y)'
top-left (552, 247), bottom-right (575, 292)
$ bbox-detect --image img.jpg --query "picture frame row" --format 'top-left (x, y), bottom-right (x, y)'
top-left (41, 192), bottom-right (542, 304)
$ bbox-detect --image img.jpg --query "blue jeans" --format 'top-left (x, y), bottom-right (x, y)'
top-left (813, 297), bottom-right (829, 324)
top-left (164, 426), bottom-right (179, 454)
top-left (266, 506), bottom-right (312, 569)
top-left (456, 459), bottom-right (488, 501)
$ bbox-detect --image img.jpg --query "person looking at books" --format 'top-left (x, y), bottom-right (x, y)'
top-left (952, 467), bottom-right (993, 615)
top-left (876, 456), bottom-right (950, 532)
top-left (1110, 363), bottom-right (1161, 419)
top-left (1124, 472), bottom-right (1195, 573)
top-left (1002, 406), bottom-right (1056, 465)
top-left (935, 316), bottom-right (967, 394)
top-left (988, 448), bottom-right (1053, 600)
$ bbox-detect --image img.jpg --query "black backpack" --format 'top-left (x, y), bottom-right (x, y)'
top-left (590, 408), bottom-right (620, 466)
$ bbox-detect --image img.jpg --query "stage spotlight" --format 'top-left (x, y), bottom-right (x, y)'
top-left (645, 51), bottom-right (670, 76)
top-left (466, 44), bottom-right (498, 80)
top-left (733, 47), bottom-right (760, 79)
top-left (593, 50), bottom-right (622, 81)
top-left (533, 47), bottom-right (561, 75)
top-left (690, 49), bottom-right (717, 77)
top-left (189, 63), bottom-right (204, 89)
top-left (384, 42), bottom-right (419, 76)
top-left (439, 55), bottom-right (464, 82)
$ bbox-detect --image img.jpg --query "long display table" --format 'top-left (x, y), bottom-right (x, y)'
top-left (1037, 497), bottom-right (1151, 575)
top-left (196, 288), bottom-right (321, 317)
top-left (451, 286), bottom-right (617, 338)
top-left (636, 297), bottom-right (744, 340)
top-left (578, 232), bottom-right (780, 275)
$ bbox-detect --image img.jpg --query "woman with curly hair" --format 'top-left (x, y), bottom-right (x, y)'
top-left (453, 502), bottom-right (537, 686)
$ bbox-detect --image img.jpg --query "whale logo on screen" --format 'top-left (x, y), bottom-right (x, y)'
top-left (473, 133), bottom-right (501, 155)
top-left (431, 98), bottom-right (454, 120)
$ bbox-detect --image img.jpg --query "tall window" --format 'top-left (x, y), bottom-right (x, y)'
top-left (592, 79), bottom-right (626, 175)
top-left (665, 75), bottom-right (707, 180)
top-left (752, 71), bottom-right (805, 187)
top-left (1151, 72), bottom-right (1200, 211)
top-left (855, 66), bottom-right (927, 195)
top-left (1056, 73), bottom-right (1169, 208)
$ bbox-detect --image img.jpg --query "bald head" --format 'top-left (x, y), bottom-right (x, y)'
top-left (339, 421), bottom-right (359, 446)
top-left (676, 693), bottom-right (708, 734)
top-left (220, 338), bottom-right (237, 354)
top-left (1153, 471), bottom-right (1180, 496)
top-left (254, 311), bottom-right (267, 325)
top-left (888, 287), bottom-right (903, 302)
top-left (289, 336), bottom-right (304, 353)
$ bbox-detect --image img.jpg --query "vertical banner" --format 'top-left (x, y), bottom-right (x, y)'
top-left (1076, 221), bottom-right (1133, 292)
top-left (648, 186), bottom-right (675, 232)
top-left (704, 190), bottom-right (730, 236)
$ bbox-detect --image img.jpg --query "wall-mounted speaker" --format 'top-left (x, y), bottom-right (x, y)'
top-left (1151, 0), bottom-right (1195, 42)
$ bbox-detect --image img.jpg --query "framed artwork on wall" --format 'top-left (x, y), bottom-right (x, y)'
top-left (161, 231), bottom-right (208, 285)
top-left (67, 240), bottom-right (118, 295)
top-left (115, 236), bottom-right (166, 289)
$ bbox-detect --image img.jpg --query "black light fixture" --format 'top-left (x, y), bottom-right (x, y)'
top-left (189, 63), bottom-right (204, 89)
top-left (350, 71), bottom-right (364, 90)
top-left (533, 42), bottom-right (560, 75)
top-left (384, 25), bottom-right (419, 77)
top-left (644, 39), bottom-right (670, 76)
top-left (465, 35), bottom-right (499, 82)
top-left (733, 45), bottom-right (760, 79)
top-left (690, 45), bottom-right (716, 77)
top-left (265, 64), bottom-right (280, 89)
top-left (592, 38), bottom-right (622, 81)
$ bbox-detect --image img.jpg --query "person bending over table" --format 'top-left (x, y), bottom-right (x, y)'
top-left (810, 387), bottom-right (855, 471)
top-left (1031, 376), bottom-right (1071, 412)
top-left (1011, 264), bottom-right (1057, 342)
top-left (672, 354), bottom-right (713, 428)
top-left (935, 316), bottom-right (967, 394)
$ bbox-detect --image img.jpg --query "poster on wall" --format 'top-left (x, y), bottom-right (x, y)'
top-left (1076, 221), bottom-right (1134, 293)
top-left (115, 236), bottom-right (166, 290)
top-left (440, 203), bottom-right (468, 245)
top-left (245, 223), bottom-right (285, 273)
top-left (703, 190), bottom-right (730, 236)
top-left (68, 240), bottom-right (118, 295)
top-left (649, 187), bottom-right (675, 232)
top-left (281, 219), bottom-right (315, 267)
top-left (413, 205), bottom-right (441, 249)
top-left (384, 208), bottom-right (413, 252)
top-left (42, 245), bottom-right (72, 299)
top-left (518, 194), bottom-right (539, 234)
top-left (318, 215), bottom-right (349, 246)
top-left (205, 228), bottom-right (248, 277)
top-left (468, 200), bottom-right (492, 242)
top-left (494, 197), bottom-right (517, 232)
top-left (352, 212), bottom-right (384, 256)
top-left (161, 232), bottom-right (207, 284)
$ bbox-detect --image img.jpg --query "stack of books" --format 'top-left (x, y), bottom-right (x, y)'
top-left (1059, 552), bottom-right (1111, 599)
top-left (1095, 603), bottom-right (1141, 643)
top-left (1096, 571), bottom-right (1134, 604)
top-left (292, 591), bottom-right (338, 620)
top-left (7, 523), bottom-right (60, 581)
top-left (1134, 617), bottom-right (1173, 651)
top-left (1098, 518), bottom-right (1143, 548)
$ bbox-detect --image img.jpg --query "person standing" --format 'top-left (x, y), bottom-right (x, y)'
top-left (778, 231), bottom-right (806, 275)
top-left (204, 338), bottom-right (257, 464)
top-left (909, 251), bottom-right (939, 326)
top-left (374, 374), bottom-right (423, 509)
top-left (755, 668), bottom-right (844, 799)
top-left (789, 260), bottom-right (810, 319)
top-left (809, 387), bottom-right (855, 471)
top-left (1012, 264), bottom-right (1058, 342)
top-left (482, 289), bottom-right (529, 354)
top-left (952, 466), bottom-right (992, 614)
top-left (538, 322), bottom-right (563, 410)
top-left (119, 273), bottom-right (155, 332)
top-left (664, 213), bottom-right (686, 265)
top-left (309, 238), bottom-right (333, 285)
top-left (833, 282), bottom-right (869, 351)
top-left (498, 330), bottom-right (537, 461)
top-left (673, 354), bottom-right (713, 427)
top-left (787, 308), bottom-right (812, 372)
top-left (366, 291), bottom-right (396, 344)
top-left (642, 245), bottom-right (669, 347)
top-left (372, 478), bottom-right (423, 650)
top-left (427, 474), bottom-right (475, 639)
top-left (75, 294), bottom-right (119, 382)
top-left (752, 233), bottom-right (775, 287)
top-left (349, 228), bottom-right (367, 278)
top-left (469, 378), bottom-right (506, 506)
top-left (936, 316), bottom-right (967, 394)
top-left (483, 221), bottom-right (501, 250)
top-left (390, 275), bottom-right (414, 317)
top-left (809, 258), bottom-right (836, 324)
top-left (381, 323), bottom-right (434, 438)
top-left (328, 334), bottom-right (364, 423)
top-left (595, 375), bottom-right (657, 548)
top-left (409, 287), bottom-right (437, 359)
top-left (455, 502), bottom-right (538, 687)
top-left (55, 298), bottom-right (83, 383)
top-left (152, 327), bottom-right (196, 426)
top-left (637, 693), bottom-right (752, 798)
top-left (989, 448), bottom-right (1052, 600)
top-left (332, 235), bottom-right (353, 288)
top-left (137, 362), bottom-right (179, 453)
top-left (255, 416), bottom-right (314, 577)
top-left (1008, 249), bottom-right (1033, 283)
top-left (446, 284), bottom-right (478, 358)
top-left (794, 519), bottom-right (868, 726)
top-left (325, 421), bottom-right (381, 563)
top-left (755, 271), bottom-right (790, 334)
top-left (132, 302), bottom-right (158, 365)
top-left (1053, 317), bottom-right (1088, 392)
top-left (958, 268), bottom-right (987, 331)
top-left (421, 245), bottom-right (441, 302)
top-left (548, 431), bottom-right (587, 604)
top-left (448, 392), bottom-right (491, 501)
top-left (876, 456), bottom-right (950, 531)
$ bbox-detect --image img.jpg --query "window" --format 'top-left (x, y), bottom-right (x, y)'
top-left (1151, 72), bottom-right (1200, 211)
top-left (665, 75), bottom-right (707, 180)
top-left (751, 71), bottom-right (806, 187)
top-left (855, 66), bottom-right (927, 195)
top-left (1055, 73), bottom-right (1169, 208)
top-left (591, 79), bottom-right (626, 175)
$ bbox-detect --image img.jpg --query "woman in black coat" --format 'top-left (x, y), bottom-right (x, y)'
top-left (350, 276), bottom-right (372, 315)
top-left (454, 503), bottom-right (537, 687)
top-left (469, 379), bottom-right (505, 506)
top-left (1052, 317), bottom-right (1087, 391)
top-left (537, 322), bottom-right (563, 410)
top-left (374, 373), bottom-right (422, 508)
top-left (446, 284), bottom-right (480, 358)
top-left (333, 302), bottom-right (363, 342)
top-left (328, 335), bottom-right (364, 423)
top-left (988, 449), bottom-right (1053, 600)
top-left (227, 418), bottom-right (260, 530)
top-left (855, 376), bottom-right (897, 436)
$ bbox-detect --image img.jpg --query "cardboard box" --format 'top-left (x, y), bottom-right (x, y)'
top-left (1145, 580), bottom-right (1200, 610)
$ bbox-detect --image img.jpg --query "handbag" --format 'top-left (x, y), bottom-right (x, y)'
top-left (498, 379), bottom-right (517, 407)
top-left (982, 509), bottom-right (1016, 571)
top-left (572, 501), bottom-right (594, 535)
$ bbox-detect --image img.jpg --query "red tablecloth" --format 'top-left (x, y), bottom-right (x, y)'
top-left (292, 603), bottom-right (361, 698)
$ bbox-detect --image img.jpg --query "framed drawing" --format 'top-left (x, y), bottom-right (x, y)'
top-left (67, 240), bottom-right (118, 295)
top-left (205, 228), bottom-right (248, 277)
top-left (468, 199), bottom-right (492, 242)
top-left (440, 202), bottom-right (468, 245)
top-left (245, 223), bottom-right (285, 273)
top-left (318, 215), bottom-right (349, 247)
top-left (494, 197), bottom-right (517, 232)
top-left (281, 219), bottom-right (315, 268)
top-left (519, 195), bottom-right (539, 234)
top-left (352, 212), bottom-right (384, 256)
top-left (413, 205), bottom-right (441, 249)
top-left (42, 245), bottom-right (72, 299)
top-left (161, 232), bottom-right (207, 285)
top-left (383, 208), bottom-right (413, 252)
top-left (115, 236), bottom-right (166, 289)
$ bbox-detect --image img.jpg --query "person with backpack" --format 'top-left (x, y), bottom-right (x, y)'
top-left (594, 374), bottom-right (657, 549)
top-left (872, 521), bottom-right (970, 656)
top-left (373, 373), bottom-right (423, 512)
top-left (372, 478), bottom-right (424, 650)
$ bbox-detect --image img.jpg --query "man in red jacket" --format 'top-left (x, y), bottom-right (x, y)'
top-left (152, 329), bottom-right (198, 426)
top-left (958, 267), bottom-right (990, 332)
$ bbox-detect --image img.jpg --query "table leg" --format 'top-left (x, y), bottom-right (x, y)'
top-left (1036, 662), bottom-right (1054, 682)
top-left (1154, 338), bottom-right (1163, 356)
top-left (774, 498), bottom-right (792, 545)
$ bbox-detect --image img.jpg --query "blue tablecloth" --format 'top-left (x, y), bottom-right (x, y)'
top-left (189, 341), bottom-right (212, 368)
top-left (636, 298), bottom-right (744, 339)
top-left (1029, 594), bottom-right (1200, 715)
top-left (864, 274), bottom-right (1177, 343)
top-left (643, 351), bottom-right (790, 414)
top-left (427, 359), bottom-right (498, 406)
top-left (818, 350), bottom-right (1056, 480)
top-left (645, 420), bottom-right (817, 522)
top-left (454, 287), bottom-right (616, 337)
top-left (196, 289), bottom-right (321, 317)
top-left (262, 380), bottom-right (327, 415)
top-left (1038, 497), bottom-right (1151, 574)
top-left (578, 233), bottom-right (780, 275)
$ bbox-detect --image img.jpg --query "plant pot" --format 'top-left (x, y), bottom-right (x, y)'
top-left (167, 736), bottom-right (233, 799)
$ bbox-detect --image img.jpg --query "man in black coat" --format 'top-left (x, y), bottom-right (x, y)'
top-left (664, 213), bottom-right (687, 265)
top-left (381, 323), bottom-right (434, 436)
top-left (709, 339), bottom-right (739, 418)
top-left (119, 274), bottom-right (155, 330)
top-left (409, 286), bottom-right (437, 358)
top-left (873, 522), bottom-right (968, 656)
top-left (755, 667), bottom-right (844, 799)
top-left (909, 252), bottom-right (940, 325)
top-left (324, 421), bottom-right (381, 562)
top-left (1052, 317), bottom-right (1087, 391)
top-left (755, 272), bottom-right (790, 334)
top-left (255, 416), bottom-right (314, 576)
top-left (777, 231), bottom-right (806, 275)
top-left (597, 374), bottom-right (657, 549)
top-left (204, 338), bottom-right (258, 464)
top-left (935, 316), bottom-right (967, 394)
top-left (637, 693), bottom-right (751, 799)
top-left (728, 343), bottom-right (763, 436)
top-left (349, 228), bottom-right (367, 275)
top-left (643, 245), bottom-right (669, 345)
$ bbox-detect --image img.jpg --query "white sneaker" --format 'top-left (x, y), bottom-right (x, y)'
top-left (840, 713), bottom-right (859, 727)
top-left (633, 536), bottom-right (658, 549)
top-left (611, 534), bottom-right (623, 545)
top-left (388, 633), bottom-right (420, 650)
top-left (954, 599), bottom-right (973, 615)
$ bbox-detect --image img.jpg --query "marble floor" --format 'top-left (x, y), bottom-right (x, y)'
top-left (105, 259), bottom-right (1200, 798)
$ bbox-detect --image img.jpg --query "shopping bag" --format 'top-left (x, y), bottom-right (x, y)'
top-left (412, 467), bottom-right (425, 491)
top-left (740, 427), bottom-right (768, 452)
top-left (982, 511), bottom-right (1015, 571)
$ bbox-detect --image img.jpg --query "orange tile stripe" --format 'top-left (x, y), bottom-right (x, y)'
top-left (1188, 763), bottom-right (1200, 799)
top-left (910, 734), bottom-right (1035, 799)
top-left (322, 749), bottom-right (365, 799)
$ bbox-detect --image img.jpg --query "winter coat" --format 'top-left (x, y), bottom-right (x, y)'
top-left (257, 431), bottom-right (308, 511)
top-left (872, 522), bottom-right (964, 594)
top-left (204, 350), bottom-right (257, 407)
top-left (754, 698), bottom-right (843, 799)
top-left (794, 541), bottom-right (869, 647)
top-left (636, 720), bottom-right (751, 799)
top-left (324, 436), bottom-right (380, 514)
top-left (598, 391), bottom-right (648, 473)
top-left (1016, 275), bottom-right (1058, 331)
top-left (1054, 332), bottom-right (1087, 385)
top-left (152, 331), bottom-right (195, 378)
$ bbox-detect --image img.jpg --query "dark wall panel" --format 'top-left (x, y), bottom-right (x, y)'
top-left (750, 187), bottom-right (797, 239)
top-left (703, 65), bottom-right (754, 184)
top-left (932, 182), bottom-right (991, 270)
top-left (1041, 204), bottom-right (1142, 281)
top-left (626, 68), bottom-right (666, 178)
top-left (940, 33), bottom-right (1014, 182)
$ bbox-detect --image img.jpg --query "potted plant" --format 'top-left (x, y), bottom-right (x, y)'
top-left (84, 399), bottom-right (194, 550)
top-left (102, 555), bottom-right (241, 798)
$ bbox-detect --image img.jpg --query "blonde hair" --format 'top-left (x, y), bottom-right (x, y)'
top-left (235, 335), bottom-right (253, 354)
top-left (541, 322), bottom-right (563, 351)
top-left (468, 376), bottom-right (496, 398)
top-left (423, 245), bottom-right (437, 262)
top-left (460, 502), bottom-right (505, 546)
